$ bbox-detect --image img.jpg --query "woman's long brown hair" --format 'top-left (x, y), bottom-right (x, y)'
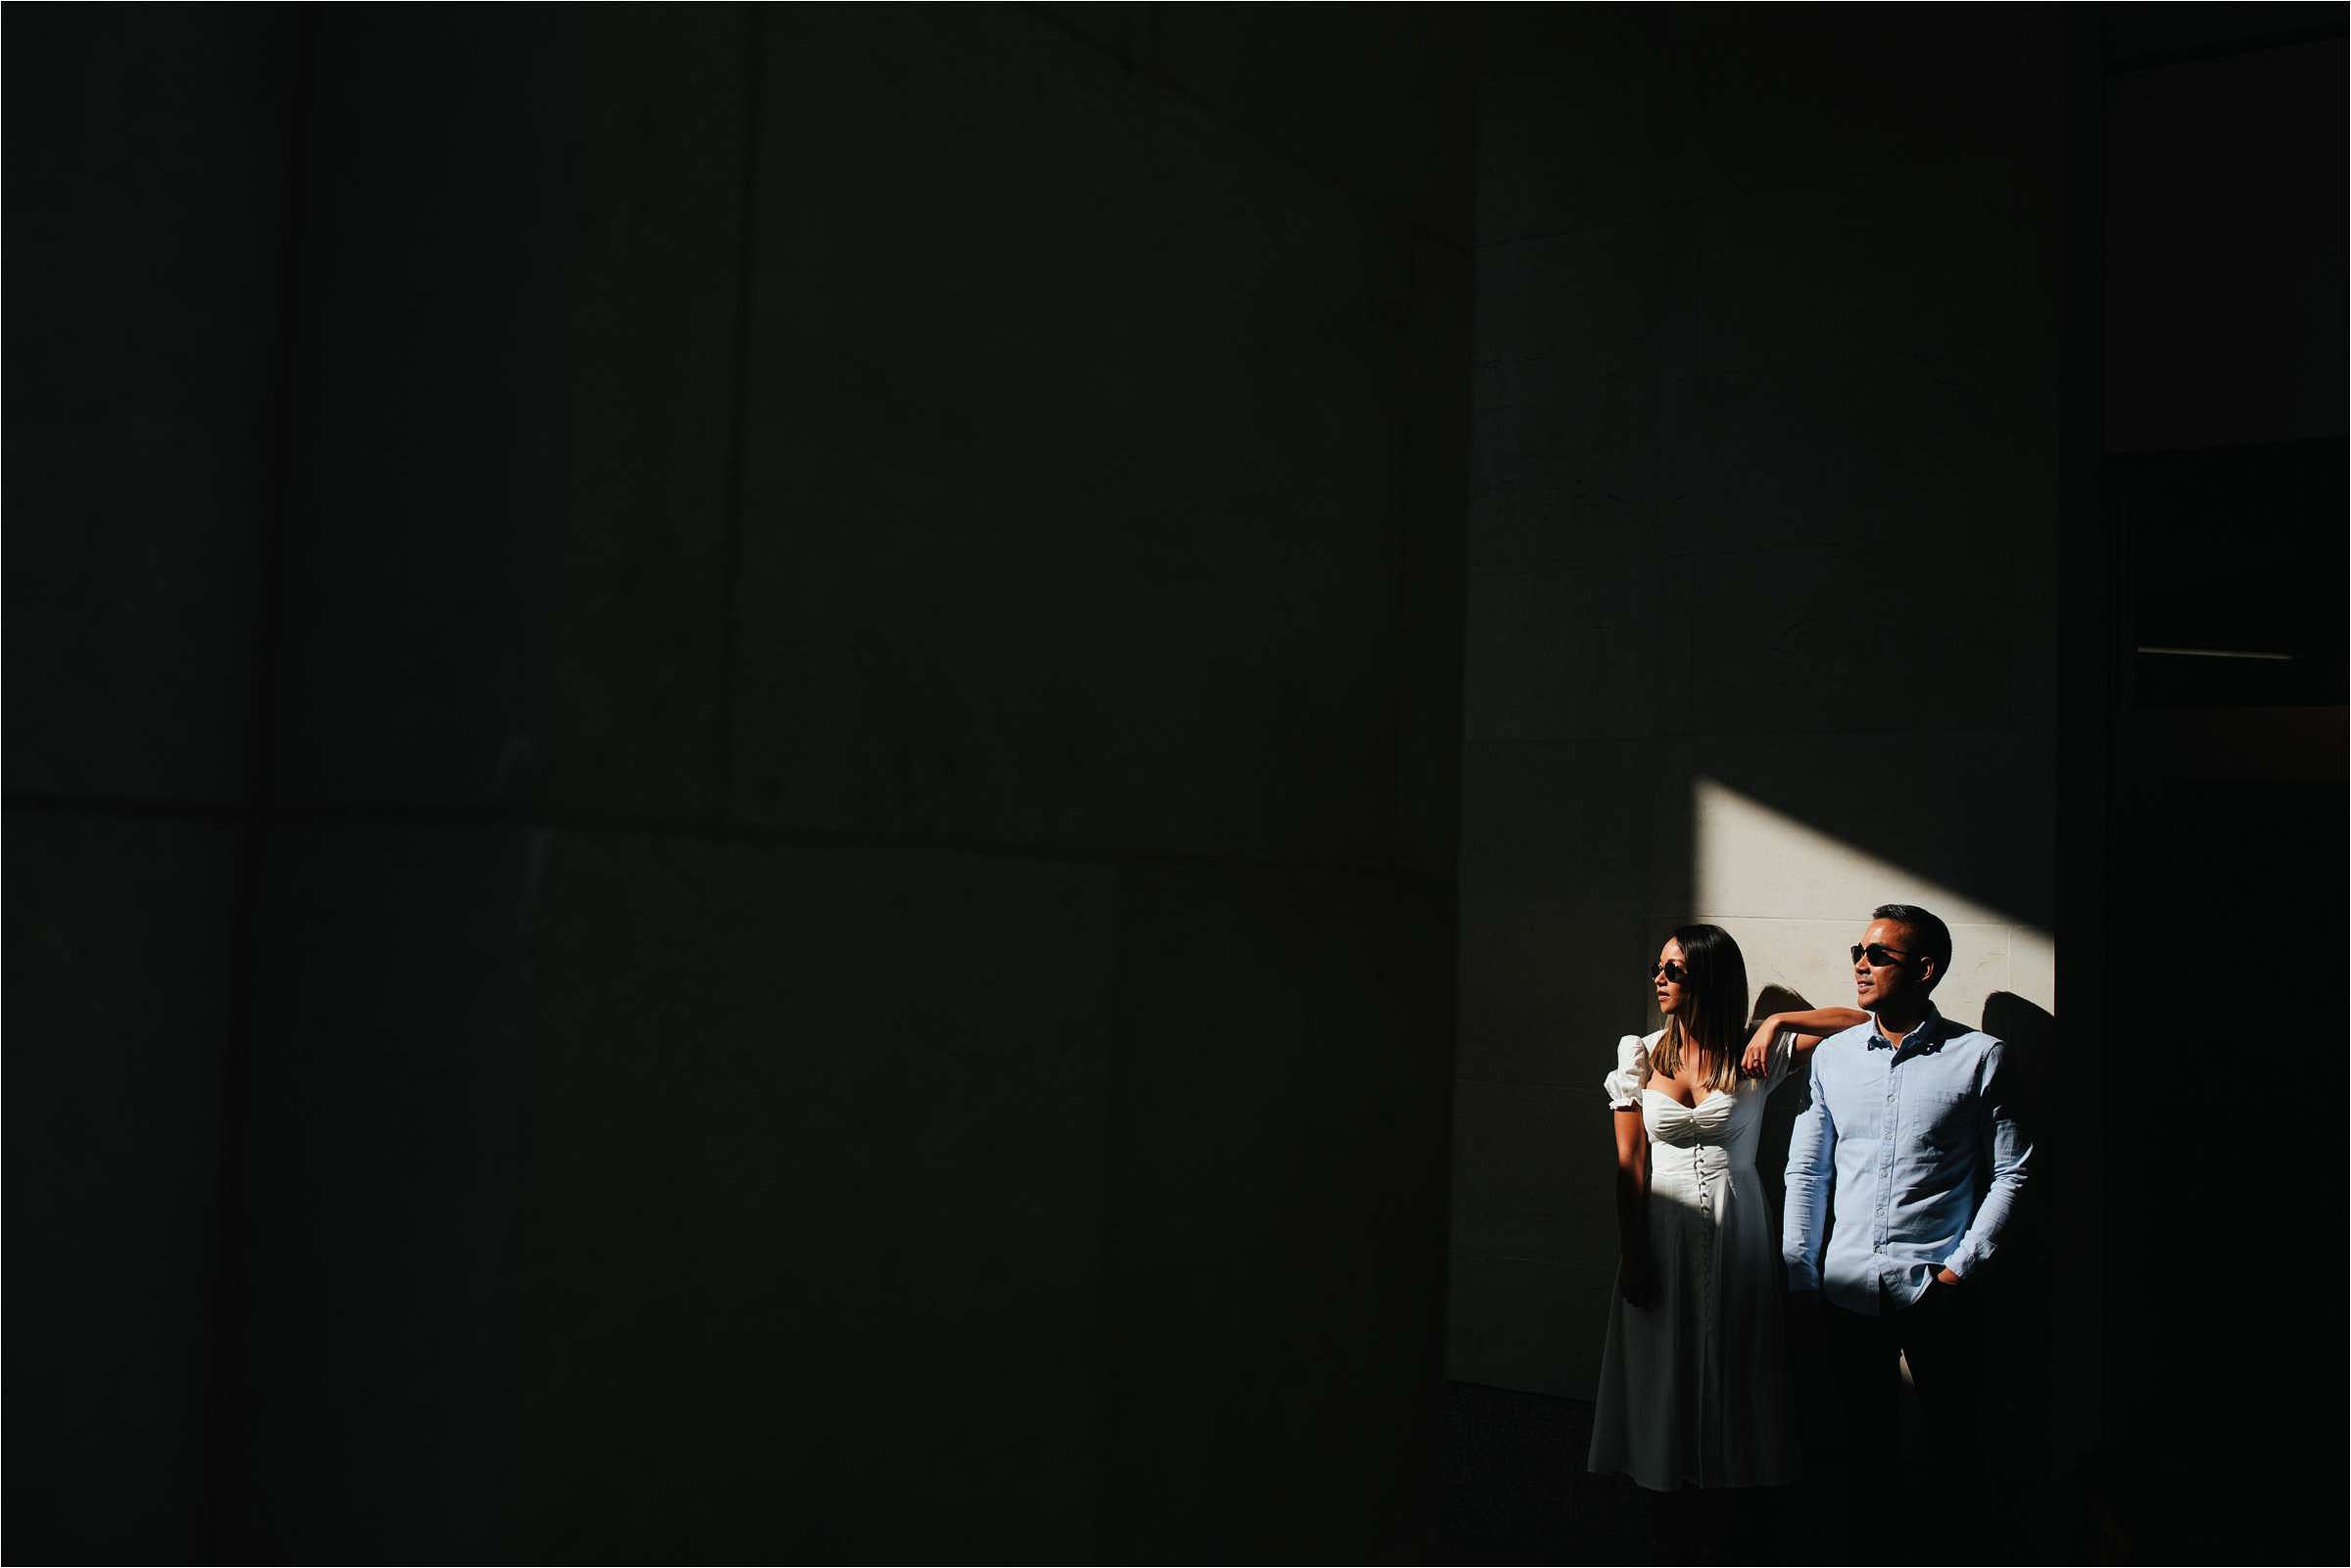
top-left (1646, 923), bottom-right (1751, 1095)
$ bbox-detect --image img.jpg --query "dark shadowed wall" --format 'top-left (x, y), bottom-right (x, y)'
top-left (6, 6), bottom-right (1476, 1560)
top-left (6, 9), bottom-right (294, 1559)
top-left (1455, 6), bottom-right (2346, 1562)
top-left (1454, 1), bottom-right (2070, 1418)
top-left (2095, 11), bottom-right (2346, 1561)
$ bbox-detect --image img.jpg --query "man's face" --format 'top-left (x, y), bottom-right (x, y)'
top-left (1852, 918), bottom-right (1932, 1013)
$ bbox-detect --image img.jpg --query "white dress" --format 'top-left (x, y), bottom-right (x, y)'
top-left (1586, 1027), bottom-right (1799, 1491)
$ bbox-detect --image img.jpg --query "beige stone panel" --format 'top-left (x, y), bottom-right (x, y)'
top-left (1456, 897), bottom-right (1658, 1085)
top-left (1445, 1250), bottom-right (1614, 1400)
top-left (1691, 777), bottom-right (2018, 927)
top-left (1689, 916), bottom-right (1860, 1021)
top-left (2007, 926), bottom-right (2057, 1015)
top-left (1451, 1078), bottom-right (1619, 1272)
top-left (1935, 925), bottom-right (2014, 1032)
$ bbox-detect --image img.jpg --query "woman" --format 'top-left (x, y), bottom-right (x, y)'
top-left (1586, 924), bottom-right (1862, 1494)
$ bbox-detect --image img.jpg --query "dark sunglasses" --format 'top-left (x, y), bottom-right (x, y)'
top-left (1849, 943), bottom-right (1915, 968)
top-left (1649, 960), bottom-right (1689, 984)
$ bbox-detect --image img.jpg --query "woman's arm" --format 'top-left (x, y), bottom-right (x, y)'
top-left (1740, 1007), bottom-right (1870, 1073)
top-left (1612, 1108), bottom-right (1655, 1307)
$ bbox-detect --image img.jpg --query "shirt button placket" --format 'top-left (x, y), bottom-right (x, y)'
top-left (1877, 1069), bottom-right (1895, 1254)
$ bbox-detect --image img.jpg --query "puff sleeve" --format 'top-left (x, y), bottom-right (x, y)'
top-left (1602, 1033), bottom-right (1650, 1111)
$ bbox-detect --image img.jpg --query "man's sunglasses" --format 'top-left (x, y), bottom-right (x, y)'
top-left (1649, 961), bottom-right (1689, 984)
top-left (1849, 943), bottom-right (1915, 968)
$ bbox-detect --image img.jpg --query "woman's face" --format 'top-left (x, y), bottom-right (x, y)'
top-left (1654, 938), bottom-right (1687, 1017)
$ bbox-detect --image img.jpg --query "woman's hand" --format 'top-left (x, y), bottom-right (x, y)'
top-left (1740, 1016), bottom-right (1783, 1075)
top-left (1619, 1250), bottom-right (1658, 1310)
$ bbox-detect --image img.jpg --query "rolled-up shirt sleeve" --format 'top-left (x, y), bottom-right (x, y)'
top-left (1943, 1041), bottom-right (2033, 1280)
top-left (1783, 1071), bottom-right (1835, 1292)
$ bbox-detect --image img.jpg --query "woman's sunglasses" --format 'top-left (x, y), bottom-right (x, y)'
top-left (1649, 961), bottom-right (1688, 984)
top-left (1849, 943), bottom-right (1915, 968)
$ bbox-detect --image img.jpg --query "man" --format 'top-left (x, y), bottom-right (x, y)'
top-left (1782, 902), bottom-right (2033, 1488)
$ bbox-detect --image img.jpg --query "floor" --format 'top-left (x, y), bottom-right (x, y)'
top-left (1433, 1380), bottom-right (2118, 1565)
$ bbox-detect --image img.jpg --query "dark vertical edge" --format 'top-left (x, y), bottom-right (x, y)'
top-left (204, 6), bottom-right (316, 1555)
top-left (2051, 1), bottom-right (2109, 1493)
top-left (1390, 229), bottom-right (1436, 1553)
top-left (1391, 24), bottom-right (1479, 886)
top-left (1088, 863), bottom-right (1140, 1560)
top-left (712, 1), bottom-right (769, 821)
top-left (1413, 15), bottom-right (1483, 1549)
top-left (1392, 261), bottom-right (1473, 877)
top-left (1385, 226), bottom-right (1417, 877)
top-left (1412, 876), bottom-right (1464, 1555)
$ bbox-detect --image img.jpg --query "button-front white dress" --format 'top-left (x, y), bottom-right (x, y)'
top-left (1587, 1027), bottom-right (1799, 1492)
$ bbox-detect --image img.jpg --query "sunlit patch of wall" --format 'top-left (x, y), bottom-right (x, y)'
top-left (1679, 778), bottom-right (2053, 1028)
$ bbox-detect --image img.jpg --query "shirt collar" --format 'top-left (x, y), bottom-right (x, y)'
top-left (1867, 1003), bottom-right (1943, 1052)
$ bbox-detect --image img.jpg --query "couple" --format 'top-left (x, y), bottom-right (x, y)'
top-left (1587, 904), bottom-right (2034, 1497)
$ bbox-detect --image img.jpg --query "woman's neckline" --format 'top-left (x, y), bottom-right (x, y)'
top-left (1644, 1085), bottom-right (1729, 1110)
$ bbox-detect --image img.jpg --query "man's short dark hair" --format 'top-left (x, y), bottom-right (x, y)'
top-left (1872, 903), bottom-right (1952, 988)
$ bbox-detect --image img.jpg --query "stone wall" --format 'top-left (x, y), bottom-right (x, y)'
top-left (5, 9), bottom-right (1477, 1558)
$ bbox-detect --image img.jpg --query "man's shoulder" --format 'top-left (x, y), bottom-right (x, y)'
top-left (1805, 1021), bottom-right (1875, 1087)
top-left (1937, 1020), bottom-right (2006, 1061)
top-left (1924, 1018), bottom-right (2007, 1096)
top-left (1814, 1020), bottom-right (1876, 1058)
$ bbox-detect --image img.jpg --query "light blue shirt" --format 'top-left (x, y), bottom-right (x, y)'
top-left (1782, 1005), bottom-right (2034, 1314)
